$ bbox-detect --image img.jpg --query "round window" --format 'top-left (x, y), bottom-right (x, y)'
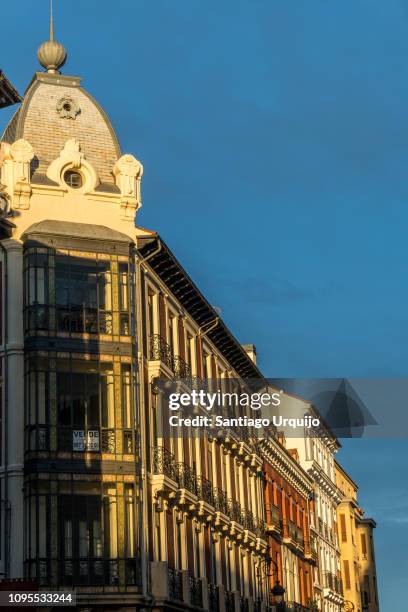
top-left (64, 170), bottom-right (83, 189)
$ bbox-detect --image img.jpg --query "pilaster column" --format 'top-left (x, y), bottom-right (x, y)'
top-left (1, 239), bottom-right (24, 578)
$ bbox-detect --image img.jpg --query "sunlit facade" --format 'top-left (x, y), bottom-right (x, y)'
top-left (0, 22), bottom-right (378, 612)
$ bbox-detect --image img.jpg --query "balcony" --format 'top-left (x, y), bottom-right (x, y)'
top-left (304, 535), bottom-right (318, 563)
top-left (282, 519), bottom-right (304, 551)
top-left (265, 504), bottom-right (282, 534)
top-left (189, 576), bottom-right (203, 607)
top-left (149, 334), bottom-right (192, 381)
top-left (152, 563), bottom-right (260, 610)
top-left (286, 603), bottom-right (313, 612)
top-left (151, 446), bottom-right (267, 541)
top-left (322, 572), bottom-right (344, 598)
top-left (168, 567), bottom-right (183, 602)
top-left (208, 583), bottom-right (218, 611)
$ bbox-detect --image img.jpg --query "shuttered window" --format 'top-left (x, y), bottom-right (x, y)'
top-left (340, 514), bottom-right (347, 542)
top-left (343, 560), bottom-right (351, 590)
top-left (361, 533), bottom-right (367, 557)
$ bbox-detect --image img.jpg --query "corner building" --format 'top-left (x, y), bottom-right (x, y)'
top-left (0, 41), bottom-right (144, 606)
top-left (0, 31), bottom-right (273, 611)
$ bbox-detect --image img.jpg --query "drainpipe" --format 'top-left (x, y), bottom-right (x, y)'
top-left (0, 238), bottom-right (10, 577)
top-left (198, 317), bottom-right (219, 339)
top-left (134, 245), bottom-right (154, 604)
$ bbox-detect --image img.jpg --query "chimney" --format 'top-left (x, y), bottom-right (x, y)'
top-left (242, 344), bottom-right (257, 365)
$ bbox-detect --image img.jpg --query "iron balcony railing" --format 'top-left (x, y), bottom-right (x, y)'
top-left (304, 536), bottom-right (318, 561)
top-left (59, 557), bottom-right (138, 587)
top-left (265, 504), bottom-right (282, 530)
top-left (322, 572), bottom-right (343, 595)
top-left (189, 576), bottom-right (203, 607)
top-left (286, 603), bottom-right (312, 612)
top-left (168, 567), bottom-right (183, 601)
top-left (208, 583), bottom-right (218, 612)
top-left (214, 487), bottom-right (229, 515)
top-left (283, 519), bottom-right (304, 547)
top-left (225, 591), bottom-right (235, 612)
top-left (152, 446), bottom-right (178, 481)
top-left (149, 334), bottom-right (192, 380)
top-left (196, 475), bottom-right (215, 506)
top-left (152, 446), bottom-right (267, 539)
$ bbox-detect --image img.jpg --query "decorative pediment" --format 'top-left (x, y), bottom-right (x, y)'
top-left (113, 153), bottom-right (143, 221)
top-left (47, 138), bottom-right (99, 192)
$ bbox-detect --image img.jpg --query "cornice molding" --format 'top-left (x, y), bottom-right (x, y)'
top-left (260, 438), bottom-right (313, 498)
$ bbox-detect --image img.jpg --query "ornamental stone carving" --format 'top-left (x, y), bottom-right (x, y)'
top-left (47, 139), bottom-right (98, 192)
top-left (113, 153), bottom-right (143, 221)
top-left (0, 139), bottom-right (35, 209)
top-left (56, 96), bottom-right (80, 120)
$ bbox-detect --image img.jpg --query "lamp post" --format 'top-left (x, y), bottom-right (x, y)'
top-left (255, 556), bottom-right (286, 611)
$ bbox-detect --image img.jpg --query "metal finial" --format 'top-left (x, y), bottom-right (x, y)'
top-left (37, 0), bottom-right (67, 74)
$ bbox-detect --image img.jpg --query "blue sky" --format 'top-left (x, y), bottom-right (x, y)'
top-left (2, 0), bottom-right (408, 608)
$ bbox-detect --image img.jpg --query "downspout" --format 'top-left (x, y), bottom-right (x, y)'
top-left (0, 239), bottom-right (10, 578)
top-left (134, 238), bottom-right (162, 608)
top-left (198, 317), bottom-right (219, 339)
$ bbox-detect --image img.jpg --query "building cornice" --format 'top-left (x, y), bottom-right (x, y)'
top-left (260, 438), bottom-right (313, 499)
top-left (308, 460), bottom-right (342, 504)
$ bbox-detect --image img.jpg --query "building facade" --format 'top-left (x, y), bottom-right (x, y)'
top-left (0, 22), bottom-right (378, 612)
top-left (335, 462), bottom-right (379, 612)
top-left (275, 394), bottom-right (345, 612)
top-left (262, 436), bottom-right (317, 610)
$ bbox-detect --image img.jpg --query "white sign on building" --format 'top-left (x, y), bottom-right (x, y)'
top-left (72, 430), bottom-right (100, 451)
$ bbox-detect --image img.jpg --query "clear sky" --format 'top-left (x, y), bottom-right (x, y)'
top-left (2, 0), bottom-right (407, 608)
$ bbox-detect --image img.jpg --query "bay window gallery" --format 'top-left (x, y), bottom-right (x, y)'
top-left (24, 247), bottom-right (132, 337)
top-left (24, 478), bottom-right (140, 587)
top-left (25, 356), bottom-right (137, 456)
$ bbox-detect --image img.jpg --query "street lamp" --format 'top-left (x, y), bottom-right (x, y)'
top-left (271, 580), bottom-right (286, 610)
top-left (256, 556), bottom-right (286, 611)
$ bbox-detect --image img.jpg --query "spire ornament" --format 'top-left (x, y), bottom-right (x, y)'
top-left (37, 0), bottom-right (67, 74)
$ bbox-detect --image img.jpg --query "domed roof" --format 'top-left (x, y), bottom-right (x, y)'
top-left (1, 71), bottom-right (121, 189)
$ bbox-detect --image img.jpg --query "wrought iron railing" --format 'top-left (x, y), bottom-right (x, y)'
top-left (151, 446), bottom-right (267, 539)
top-left (59, 557), bottom-right (137, 586)
top-left (283, 520), bottom-right (304, 547)
top-left (196, 475), bottom-right (215, 505)
top-left (101, 429), bottom-right (116, 453)
top-left (322, 572), bottom-right (343, 595)
top-left (149, 334), bottom-right (193, 381)
top-left (225, 590), bottom-right (235, 612)
top-left (228, 498), bottom-right (243, 523)
top-left (189, 576), bottom-right (203, 607)
top-left (176, 462), bottom-right (198, 494)
top-left (286, 603), bottom-right (312, 612)
top-left (168, 567), bottom-right (183, 601)
top-left (213, 487), bottom-right (229, 515)
top-left (152, 446), bottom-right (178, 481)
top-left (208, 583), bottom-right (218, 611)
top-left (265, 504), bottom-right (282, 529)
top-left (173, 355), bottom-right (192, 379)
top-left (150, 334), bottom-right (173, 369)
